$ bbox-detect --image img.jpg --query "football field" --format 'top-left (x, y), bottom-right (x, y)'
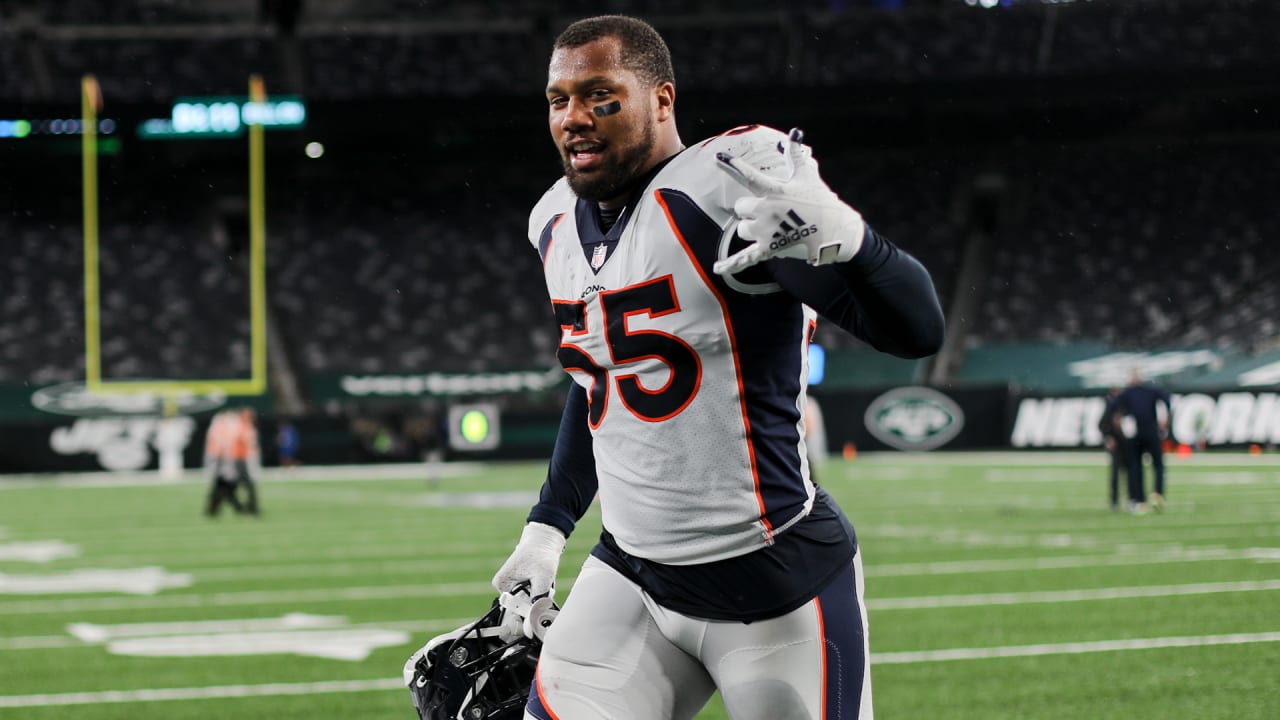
top-left (1, 452), bottom-right (1277, 719)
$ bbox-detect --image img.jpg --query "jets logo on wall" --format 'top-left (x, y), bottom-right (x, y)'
top-left (864, 386), bottom-right (964, 451)
top-left (32, 382), bottom-right (225, 417)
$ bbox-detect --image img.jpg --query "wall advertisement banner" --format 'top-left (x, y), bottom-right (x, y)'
top-left (816, 385), bottom-right (1008, 452)
top-left (1010, 390), bottom-right (1280, 449)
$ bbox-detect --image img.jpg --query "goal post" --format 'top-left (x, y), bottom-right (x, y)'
top-left (81, 74), bottom-right (269, 400)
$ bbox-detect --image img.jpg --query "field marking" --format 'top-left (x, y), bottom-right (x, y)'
top-left (0, 617), bottom-right (469, 651)
top-left (0, 678), bottom-right (405, 708)
top-left (127, 545), bottom-right (1280, 585)
top-left (275, 488), bottom-right (541, 510)
top-left (982, 468), bottom-right (1094, 483)
top-left (175, 545), bottom-right (1280, 585)
top-left (106, 628), bottom-right (410, 661)
top-left (865, 522), bottom-right (1280, 550)
top-left (0, 581), bottom-right (494, 615)
top-left (4, 631), bottom-right (1279, 708)
top-left (2, 577), bottom-right (1278, 618)
top-left (0, 540), bottom-right (80, 563)
top-left (0, 635), bottom-right (84, 649)
top-left (0, 567), bottom-right (191, 595)
top-left (68, 613), bottom-right (348, 642)
top-left (191, 556), bottom-right (506, 581)
top-left (75, 542), bottom-right (514, 570)
top-left (870, 579), bottom-right (1280, 610)
top-left (874, 631), bottom-right (1280, 664)
top-left (869, 546), bottom-right (1280, 576)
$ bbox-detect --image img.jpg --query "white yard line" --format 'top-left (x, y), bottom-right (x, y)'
top-left (125, 545), bottom-right (1280, 584)
top-left (874, 632), bottom-right (1280, 664)
top-left (870, 579), bottom-right (1280, 610)
top-left (0, 635), bottom-right (84, 649)
top-left (869, 546), bottom-right (1280, 576)
top-left (0, 581), bottom-right (494, 615)
top-left (186, 546), bottom-right (1276, 584)
top-left (0, 617), bottom-right (470, 651)
top-left (76, 542), bottom-right (511, 568)
top-left (863, 523), bottom-right (1280, 550)
top-left (2, 578), bottom-right (1277, 617)
top-left (0, 678), bottom-right (405, 708)
top-left (4, 631), bottom-right (1279, 707)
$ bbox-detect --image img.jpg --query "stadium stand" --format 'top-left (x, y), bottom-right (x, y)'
top-left (1, 0), bottom-right (1277, 402)
top-left (41, 36), bottom-right (285, 104)
top-left (974, 140), bottom-right (1280, 352)
top-left (266, 163), bottom-right (555, 375)
top-left (4, 0), bottom-right (1274, 103)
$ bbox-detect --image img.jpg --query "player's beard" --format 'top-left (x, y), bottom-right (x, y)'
top-left (563, 114), bottom-right (656, 204)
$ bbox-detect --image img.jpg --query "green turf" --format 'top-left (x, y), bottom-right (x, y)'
top-left (1, 452), bottom-right (1278, 719)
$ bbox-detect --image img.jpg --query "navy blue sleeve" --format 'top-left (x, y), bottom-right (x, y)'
top-left (765, 225), bottom-right (945, 358)
top-left (526, 382), bottom-right (598, 537)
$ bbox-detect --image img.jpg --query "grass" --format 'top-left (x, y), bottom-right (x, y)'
top-left (1, 452), bottom-right (1278, 719)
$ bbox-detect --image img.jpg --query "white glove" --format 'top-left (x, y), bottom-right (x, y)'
top-left (490, 522), bottom-right (566, 599)
top-left (714, 128), bottom-right (865, 275)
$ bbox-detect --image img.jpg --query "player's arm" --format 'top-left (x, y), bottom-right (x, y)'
top-left (765, 227), bottom-right (944, 358)
top-left (714, 128), bottom-right (943, 357)
top-left (528, 382), bottom-right (598, 534)
top-left (492, 382), bottom-right (597, 598)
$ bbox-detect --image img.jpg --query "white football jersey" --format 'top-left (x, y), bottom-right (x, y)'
top-left (529, 125), bottom-right (818, 565)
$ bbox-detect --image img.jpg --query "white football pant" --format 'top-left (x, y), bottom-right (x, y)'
top-left (525, 552), bottom-right (872, 719)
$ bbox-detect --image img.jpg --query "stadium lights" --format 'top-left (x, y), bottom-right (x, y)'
top-left (962, 0), bottom-right (1095, 6)
top-left (0, 118), bottom-right (116, 138)
top-left (137, 97), bottom-right (306, 140)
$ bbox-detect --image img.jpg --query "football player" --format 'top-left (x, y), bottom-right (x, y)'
top-left (492, 15), bottom-right (945, 719)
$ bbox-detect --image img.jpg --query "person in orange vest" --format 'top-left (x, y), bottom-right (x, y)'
top-left (203, 407), bottom-right (262, 516)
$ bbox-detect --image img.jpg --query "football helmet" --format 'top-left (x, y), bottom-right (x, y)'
top-left (404, 583), bottom-right (558, 720)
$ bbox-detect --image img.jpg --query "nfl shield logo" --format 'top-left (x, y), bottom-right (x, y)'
top-left (591, 243), bottom-right (607, 269)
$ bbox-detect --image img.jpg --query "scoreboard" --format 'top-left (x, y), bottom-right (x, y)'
top-left (138, 96), bottom-right (306, 139)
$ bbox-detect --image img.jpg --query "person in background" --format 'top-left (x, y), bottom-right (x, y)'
top-left (231, 408), bottom-right (263, 515)
top-left (1109, 369), bottom-right (1173, 512)
top-left (276, 419), bottom-right (300, 468)
top-left (1098, 386), bottom-right (1132, 511)
top-left (203, 410), bottom-right (242, 516)
top-left (203, 407), bottom-right (262, 516)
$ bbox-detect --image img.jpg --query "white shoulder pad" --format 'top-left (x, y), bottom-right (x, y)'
top-left (528, 178), bottom-right (575, 249)
top-left (677, 125), bottom-right (792, 217)
top-left (697, 124), bottom-right (792, 182)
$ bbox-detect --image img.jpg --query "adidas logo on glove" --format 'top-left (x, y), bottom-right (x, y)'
top-left (768, 209), bottom-right (818, 250)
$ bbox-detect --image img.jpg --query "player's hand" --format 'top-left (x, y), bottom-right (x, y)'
top-left (715, 128), bottom-right (865, 275)
top-left (491, 522), bottom-right (566, 600)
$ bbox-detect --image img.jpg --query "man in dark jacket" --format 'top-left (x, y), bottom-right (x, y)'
top-left (1108, 370), bottom-right (1174, 512)
top-left (1098, 387), bottom-right (1132, 511)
